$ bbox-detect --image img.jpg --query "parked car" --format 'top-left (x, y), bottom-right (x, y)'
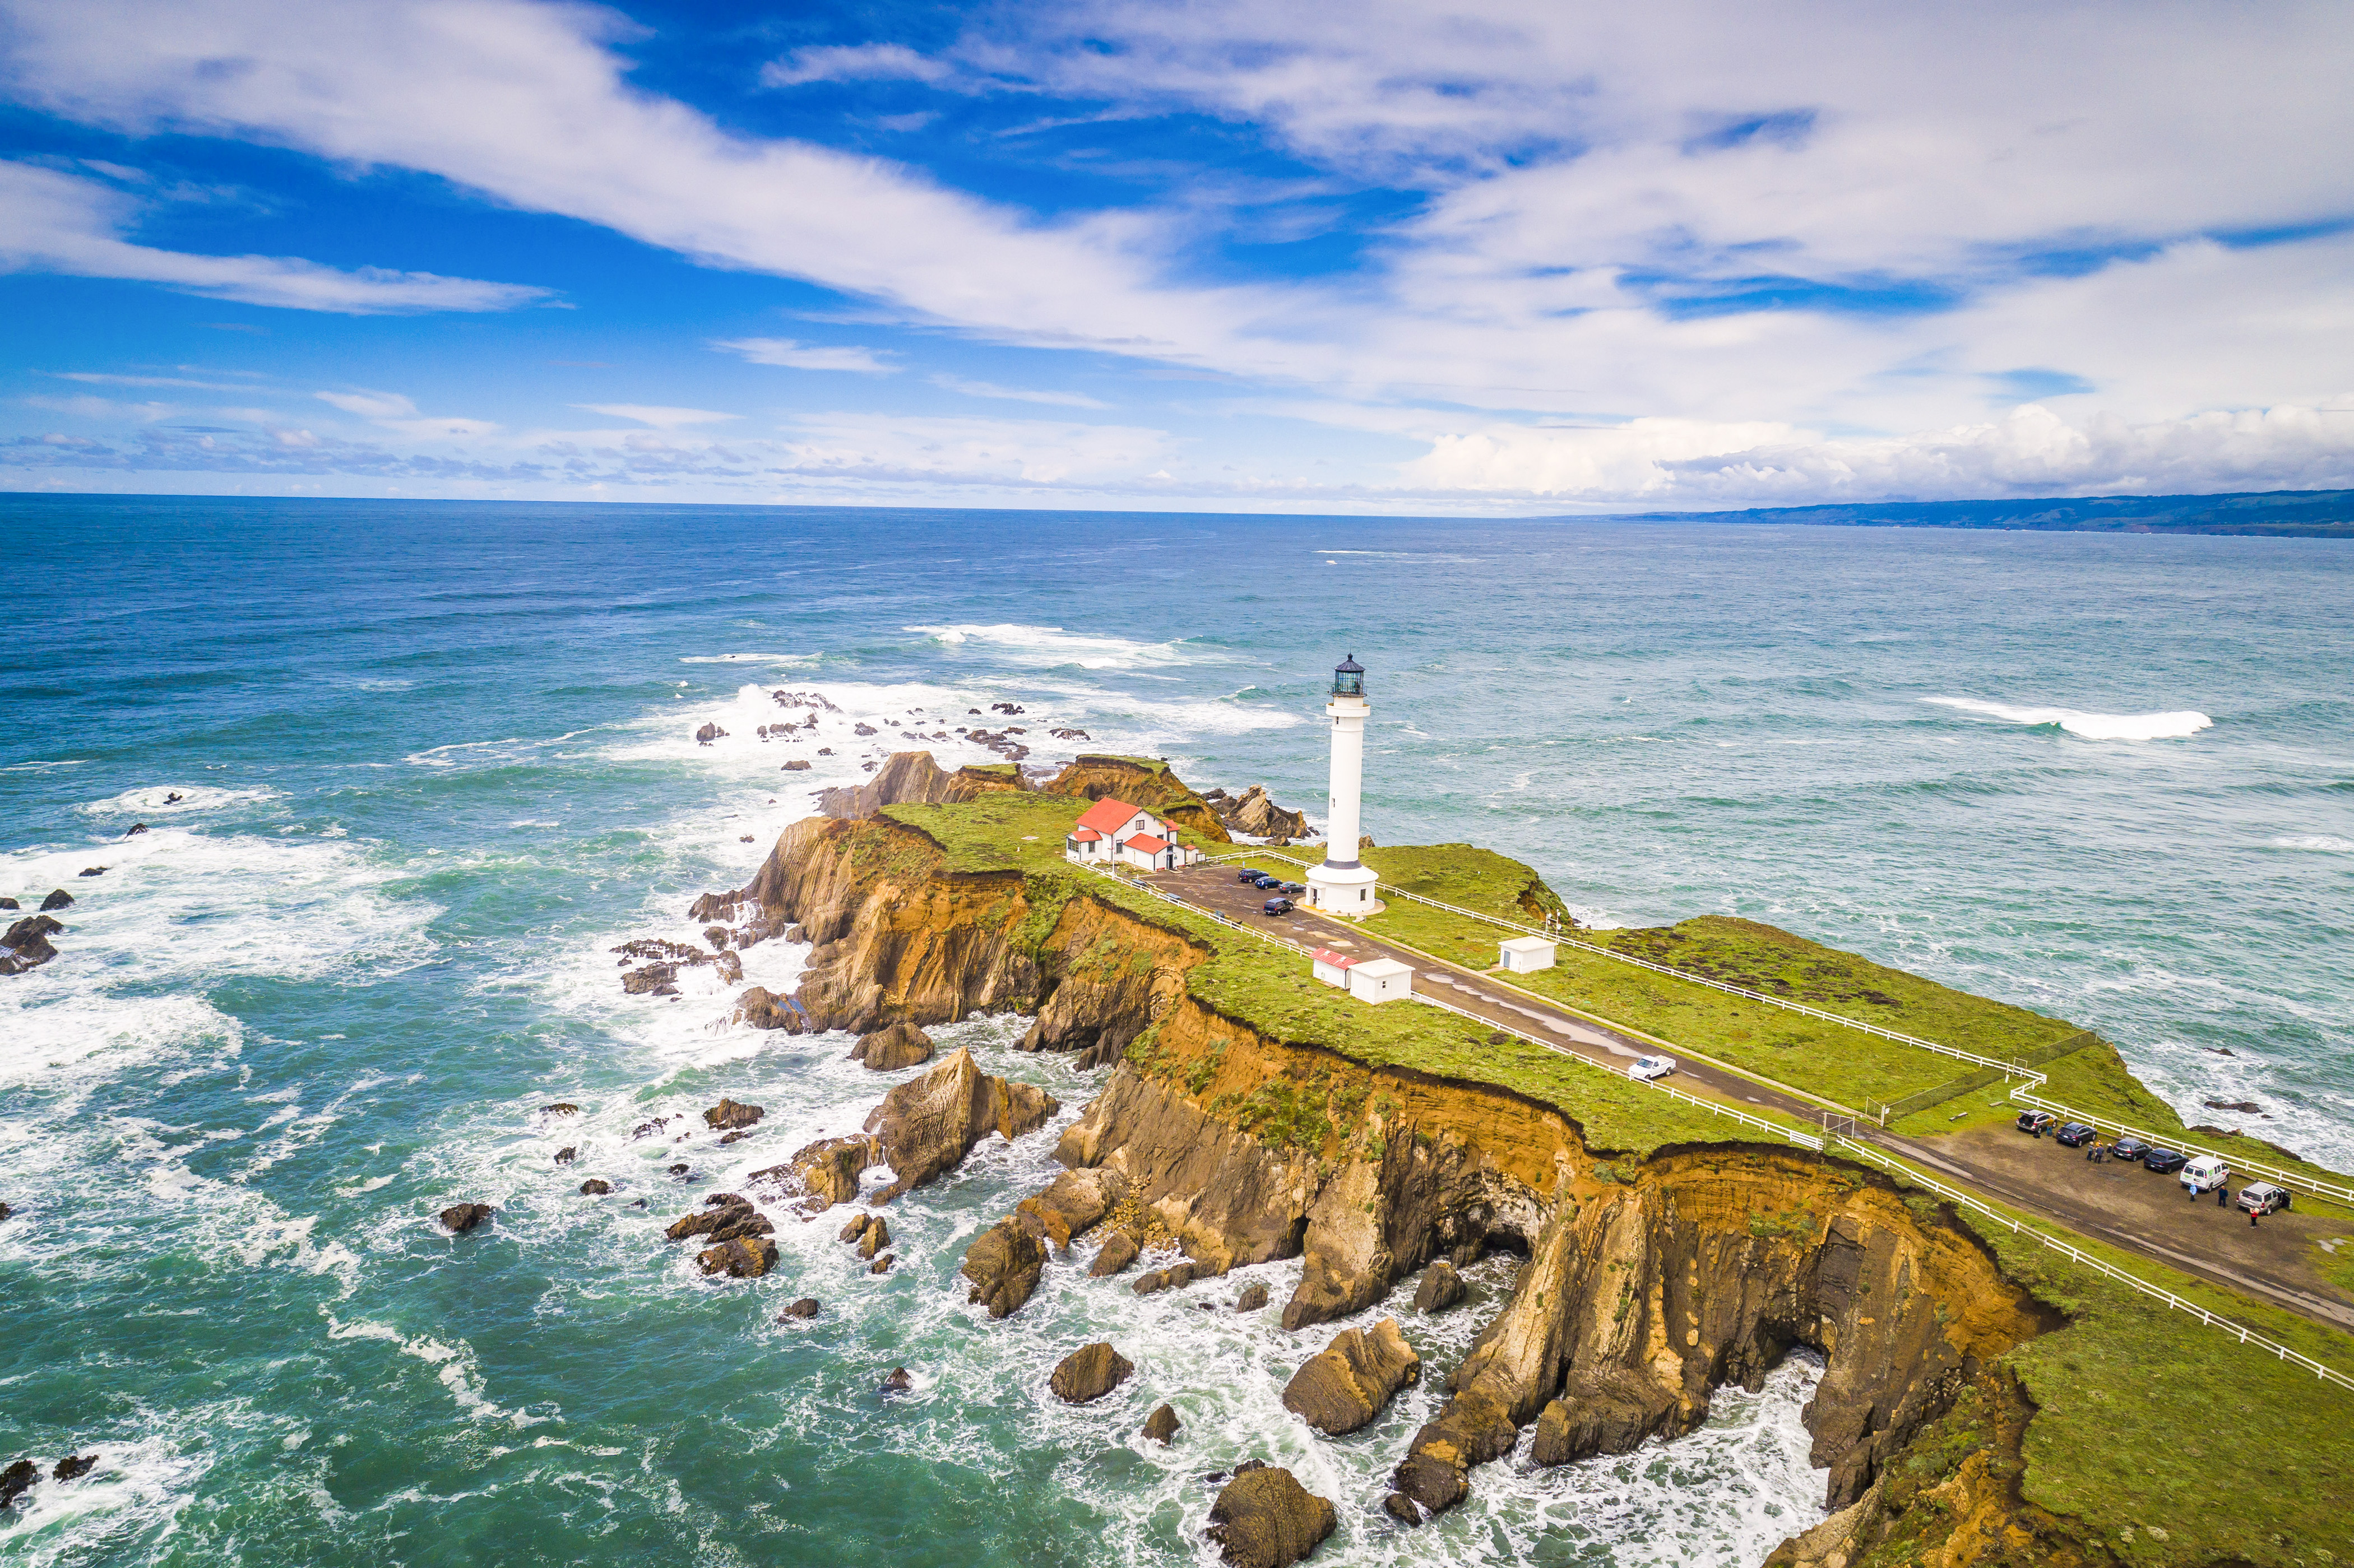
top-left (2180, 1155), bottom-right (2231, 1194)
top-left (2237, 1182), bottom-right (2291, 1215)
top-left (1262, 897), bottom-right (1295, 916)
top-left (1235, 869), bottom-right (1262, 884)
top-left (2143, 1148), bottom-right (2188, 1175)
top-left (1280, 882), bottom-right (1306, 896)
top-left (2016, 1110), bottom-right (2057, 1135)
top-left (2055, 1122), bottom-right (2097, 1147)
top-left (1249, 873), bottom-right (1281, 889)
top-left (1628, 1054), bottom-right (1677, 1082)
top-left (2110, 1136), bottom-right (2151, 1164)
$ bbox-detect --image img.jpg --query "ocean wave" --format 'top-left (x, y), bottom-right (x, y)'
top-left (2273, 834), bottom-right (2354, 853)
top-left (1923, 697), bottom-right (2213, 740)
top-left (906, 623), bottom-right (1227, 671)
top-left (74, 784), bottom-right (284, 816)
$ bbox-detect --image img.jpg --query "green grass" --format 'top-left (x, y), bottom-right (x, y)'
top-left (2314, 1238), bottom-right (2354, 1303)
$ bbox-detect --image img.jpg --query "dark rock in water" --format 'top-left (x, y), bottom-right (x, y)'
top-left (859, 1049), bottom-right (1058, 1203)
top-left (1207, 1466), bottom-right (1336, 1568)
top-left (78, 866), bottom-right (105, 878)
top-left (856, 1217), bottom-right (892, 1260)
top-left (1089, 1231), bottom-right (1139, 1278)
top-left (868, 1253), bottom-right (895, 1274)
top-left (1281, 1319), bottom-right (1420, 1435)
top-left (1412, 1260), bottom-right (1465, 1314)
top-left (2205, 1098), bottom-right (2263, 1115)
top-left (553, 1146), bottom-right (577, 1165)
top-left (785, 924), bottom-right (807, 942)
top-left (853, 723), bottom-right (878, 736)
top-left (668, 1162), bottom-right (691, 1176)
top-left (704, 1098), bottom-right (764, 1131)
top-left (620, 962), bottom-right (676, 995)
top-left (53, 1454), bottom-right (97, 1482)
top-left (816, 748), bottom-right (832, 757)
top-left (961, 1216), bottom-right (1048, 1318)
top-left (1528, 1367), bottom-right (1683, 1467)
top-left (748, 1133), bottom-right (877, 1214)
top-left (1, 1458), bottom-right (36, 1507)
top-left (541, 1103), bottom-right (578, 1116)
top-left (439, 1202), bottom-right (493, 1233)
top-left (695, 722), bottom-right (725, 744)
top-left (124, 823), bottom-right (148, 837)
top-left (578, 1179), bottom-right (612, 1195)
top-left (880, 1366), bottom-right (914, 1394)
top-left (780, 1298), bottom-right (821, 1320)
top-left (2, 914), bottom-right (64, 971)
top-left (1049, 1342), bottom-right (1134, 1404)
top-left (1235, 1282), bottom-right (1269, 1312)
top-left (851, 1021), bottom-right (935, 1071)
top-left (706, 1192), bottom-right (747, 1208)
top-left (0, 1201), bottom-right (11, 1223)
top-left (1143, 1403), bottom-right (1181, 1444)
top-left (40, 889), bottom-right (73, 911)
top-left (718, 1128), bottom-right (757, 1145)
top-left (2209, 1046), bottom-right (2236, 1056)
top-left (1133, 1261), bottom-right (1199, 1296)
top-left (633, 1116), bottom-right (673, 1139)
top-left (0, 898), bottom-right (16, 910)
top-left (665, 1203), bottom-right (772, 1245)
top-left (1380, 1493), bottom-right (1421, 1526)
top-left (782, 759), bottom-right (812, 771)
top-left (728, 985), bottom-right (804, 1032)
top-left (703, 925), bottom-right (731, 951)
top-left (687, 891), bottom-right (740, 922)
top-left (839, 1212), bottom-right (873, 1244)
top-left (698, 1236), bottom-right (778, 1277)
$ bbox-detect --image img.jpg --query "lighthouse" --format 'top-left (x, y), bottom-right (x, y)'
top-left (1305, 653), bottom-right (1381, 913)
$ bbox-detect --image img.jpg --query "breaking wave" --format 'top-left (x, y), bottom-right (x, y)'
top-left (1922, 697), bottom-right (2213, 741)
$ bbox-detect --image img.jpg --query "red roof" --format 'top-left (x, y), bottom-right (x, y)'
top-left (1123, 833), bottom-right (1169, 853)
top-left (1074, 796), bottom-right (1144, 835)
top-left (1068, 827), bottom-right (1102, 842)
top-left (1312, 949), bottom-right (1357, 968)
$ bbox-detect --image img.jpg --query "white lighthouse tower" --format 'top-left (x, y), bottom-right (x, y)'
top-left (1305, 653), bottom-right (1381, 914)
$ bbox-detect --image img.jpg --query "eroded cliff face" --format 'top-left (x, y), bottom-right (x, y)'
top-left (1042, 755), bottom-right (1231, 842)
top-left (730, 805), bottom-right (2070, 1565)
top-left (814, 751), bottom-right (1030, 820)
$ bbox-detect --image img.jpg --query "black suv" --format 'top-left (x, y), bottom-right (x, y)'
top-left (2055, 1122), bottom-right (2097, 1147)
top-left (2143, 1148), bottom-right (2188, 1175)
top-left (1262, 897), bottom-right (1294, 916)
top-left (1235, 869), bottom-right (1263, 885)
top-left (2016, 1110), bottom-right (2057, 1135)
top-left (2110, 1136), bottom-right (2152, 1164)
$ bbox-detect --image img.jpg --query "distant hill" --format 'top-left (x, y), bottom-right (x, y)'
top-left (1594, 489), bottom-right (2354, 537)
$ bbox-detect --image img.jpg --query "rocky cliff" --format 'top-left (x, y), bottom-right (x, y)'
top-left (815, 750), bottom-right (1031, 819)
top-left (1042, 755), bottom-right (1231, 842)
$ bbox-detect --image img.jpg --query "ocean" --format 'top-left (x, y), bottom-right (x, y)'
top-left (3, 495), bottom-right (2349, 1566)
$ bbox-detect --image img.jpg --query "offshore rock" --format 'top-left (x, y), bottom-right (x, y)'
top-left (839, 1212), bottom-right (874, 1245)
top-left (541, 1102), bottom-right (579, 1115)
top-left (856, 1217), bottom-right (892, 1260)
top-left (780, 1298), bottom-right (821, 1320)
top-left (439, 1203), bottom-right (493, 1234)
top-left (665, 1203), bottom-right (773, 1245)
top-left (868, 1253), bottom-right (895, 1274)
top-left (729, 986), bottom-right (805, 1032)
top-left (1088, 1230), bottom-right (1139, 1277)
top-left (40, 889), bottom-right (74, 911)
top-left (688, 890), bottom-right (740, 922)
top-left (704, 1098), bottom-right (764, 1131)
top-left (698, 1236), bottom-right (778, 1277)
top-left (851, 1021), bottom-right (934, 1071)
top-left (0, 897), bottom-right (15, 910)
top-left (961, 1216), bottom-right (1048, 1318)
top-left (553, 1145), bottom-right (577, 1165)
top-left (0, 1459), bottom-right (36, 1509)
top-left (1530, 1368), bottom-right (1680, 1467)
top-left (880, 1367), bottom-right (913, 1395)
top-left (52, 1454), bottom-right (97, 1482)
top-left (1281, 1319), bottom-right (1420, 1436)
top-left (621, 962), bottom-right (676, 995)
top-left (1, 914), bottom-right (63, 974)
top-left (578, 1179), bottom-right (612, 1195)
top-left (1235, 1282), bottom-right (1270, 1312)
top-left (1049, 1342), bottom-right (1135, 1404)
top-left (1206, 1466), bottom-right (1336, 1568)
top-left (1143, 1403), bottom-right (1180, 1444)
top-left (1133, 1261), bottom-right (1200, 1296)
top-left (751, 1134), bottom-right (877, 1213)
top-left (861, 1049), bottom-right (1058, 1203)
top-left (1412, 1260), bottom-right (1465, 1314)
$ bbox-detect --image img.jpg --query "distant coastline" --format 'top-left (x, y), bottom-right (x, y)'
top-left (1588, 488), bottom-right (2354, 537)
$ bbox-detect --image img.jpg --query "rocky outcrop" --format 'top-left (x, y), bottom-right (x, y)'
top-left (851, 1021), bottom-right (934, 1070)
top-left (699, 1237), bottom-right (777, 1277)
top-left (664, 1200), bottom-right (774, 1246)
top-left (861, 1049), bottom-right (1058, 1203)
top-left (780, 1298), bottom-right (821, 1320)
top-left (1413, 1260), bottom-right (1465, 1314)
top-left (961, 1217), bottom-right (1048, 1318)
top-left (1235, 1282), bottom-right (1269, 1312)
top-left (1089, 1230), bottom-right (1139, 1277)
top-left (729, 986), bottom-right (809, 1032)
top-left (1049, 1342), bottom-right (1134, 1404)
top-left (1206, 785), bottom-right (1308, 841)
top-left (817, 750), bottom-right (1029, 820)
top-left (1042, 756), bottom-right (1230, 843)
top-left (40, 889), bottom-right (73, 911)
top-left (52, 1454), bottom-right (96, 1482)
top-left (751, 1134), bottom-right (876, 1213)
top-left (1281, 1318), bottom-right (1420, 1435)
top-left (1, 913), bottom-right (64, 975)
top-left (578, 1178), bottom-right (611, 1195)
top-left (1206, 1467), bottom-right (1335, 1568)
top-left (1142, 1404), bottom-right (1180, 1444)
top-left (439, 1203), bottom-right (493, 1233)
top-left (704, 1098), bottom-right (763, 1131)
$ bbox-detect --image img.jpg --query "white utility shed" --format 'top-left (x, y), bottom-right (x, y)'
top-left (1310, 948), bottom-right (1356, 988)
top-left (1498, 936), bottom-right (1558, 973)
top-left (1347, 956), bottom-right (1414, 1004)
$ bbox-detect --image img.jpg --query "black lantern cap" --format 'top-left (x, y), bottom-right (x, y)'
top-left (1335, 653), bottom-right (1364, 674)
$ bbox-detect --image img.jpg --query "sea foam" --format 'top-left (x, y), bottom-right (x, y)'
top-left (1924, 696), bottom-right (2213, 740)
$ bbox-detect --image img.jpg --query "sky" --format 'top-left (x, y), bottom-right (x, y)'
top-left (2, 0), bottom-right (2351, 513)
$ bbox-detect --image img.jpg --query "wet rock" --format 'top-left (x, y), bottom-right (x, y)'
top-left (780, 1298), bottom-right (821, 1320)
top-left (665, 1203), bottom-right (773, 1245)
top-left (0, 898), bottom-right (16, 910)
top-left (839, 1212), bottom-right (874, 1245)
top-left (1235, 1282), bottom-right (1270, 1313)
top-left (688, 891), bottom-right (741, 922)
top-left (706, 1192), bottom-right (748, 1208)
top-left (553, 1146), bottom-right (577, 1165)
top-left (704, 1098), bottom-right (764, 1131)
top-left (578, 1179), bottom-right (612, 1195)
top-left (78, 866), bottom-right (105, 878)
top-left (52, 1454), bottom-right (97, 1482)
top-left (782, 759), bottom-right (812, 771)
top-left (1529, 1368), bottom-right (1683, 1466)
top-left (667, 1162), bottom-right (691, 1176)
top-left (124, 823), bottom-right (148, 837)
top-left (439, 1203), bottom-right (493, 1233)
top-left (861, 1049), bottom-right (1058, 1203)
top-left (854, 723), bottom-right (877, 736)
top-left (1412, 1260), bottom-right (1465, 1314)
top-left (1, 1459), bottom-right (36, 1508)
top-left (785, 924), bottom-right (807, 942)
top-left (868, 1254), bottom-right (895, 1274)
top-left (850, 1021), bottom-right (935, 1071)
top-left (718, 1128), bottom-right (757, 1145)
top-left (750, 1134), bottom-right (877, 1213)
top-left (702, 925), bottom-right (732, 950)
top-left (621, 962), bottom-right (677, 995)
top-left (1089, 1230), bottom-right (1139, 1277)
top-left (1281, 1319), bottom-right (1420, 1436)
top-left (633, 1116), bottom-right (673, 1139)
top-left (695, 722), bottom-right (725, 744)
top-left (1206, 1466), bottom-right (1336, 1568)
top-left (1049, 1342), bottom-right (1135, 1404)
top-left (1380, 1493), bottom-right (1421, 1526)
top-left (856, 1217), bottom-right (892, 1260)
top-left (2205, 1098), bottom-right (2263, 1115)
top-left (541, 1102), bottom-right (579, 1115)
top-left (2, 914), bottom-right (64, 972)
top-left (1143, 1403), bottom-right (1180, 1444)
top-left (40, 889), bottom-right (73, 911)
top-left (1133, 1261), bottom-right (1199, 1296)
top-left (960, 1216), bottom-right (1048, 1317)
top-left (728, 985), bottom-right (805, 1032)
top-left (880, 1367), bottom-right (913, 1395)
top-left (698, 1236), bottom-right (778, 1277)
top-left (0, 1201), bottom-right (11, 1223)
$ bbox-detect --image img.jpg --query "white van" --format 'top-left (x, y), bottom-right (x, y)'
top-left (2180, 1154), bottom-right (2230, 1195)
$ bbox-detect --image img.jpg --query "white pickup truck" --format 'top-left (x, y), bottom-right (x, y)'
top-left (1628, 1054), bottom-right (1677, 1082)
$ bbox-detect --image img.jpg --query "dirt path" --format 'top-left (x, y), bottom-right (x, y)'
top-left (1147, 864), bottom-right (2354, 1337)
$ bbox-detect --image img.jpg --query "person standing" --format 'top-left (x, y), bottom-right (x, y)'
top-left (2218, 1184), bottom-right (2230, 1208)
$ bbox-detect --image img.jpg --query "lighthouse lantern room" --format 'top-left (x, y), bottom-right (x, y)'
top-left (1304, 653), bottom-right (1382, 915)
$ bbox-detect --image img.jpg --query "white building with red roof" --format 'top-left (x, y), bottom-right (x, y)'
top-left (1063, 796), bottom-right (1199, 872)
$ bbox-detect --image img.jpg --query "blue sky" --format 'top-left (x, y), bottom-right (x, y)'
top-left (3, 0), bottom-right (2351, 511)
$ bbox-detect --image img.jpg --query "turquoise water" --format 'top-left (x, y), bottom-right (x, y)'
top-left (3, 496), bottom-right (2350, 1565)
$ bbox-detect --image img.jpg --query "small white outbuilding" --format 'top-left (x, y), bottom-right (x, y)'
top-left (1347, 956), bottom-right (1414, 1005)
top-left (1310, 948), bottom-right (1356, 988)
top-left (1498, 936), bottom-right (1558, 973)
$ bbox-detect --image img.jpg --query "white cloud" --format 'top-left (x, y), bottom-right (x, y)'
top-left (573, 403), bottom-right (740, 429)
top-left (759, 43), bottom-right (951, 89)
top-left (316, 389), bottom-right (416, 417)
top-left (57, 370), bottom-right (252, 390)
top-left (931, 373), bottom-right (1107, 407)
top-left (0, 161), bottom-right (548, 313)
top-left (712, 337), bottom-right (897, 374)
top-left (314, 388), bottom-right (499, 439)
top-left (21, 392), bottom-right (175, 420)
top-left (766, 411), bottom-right (1178, 487)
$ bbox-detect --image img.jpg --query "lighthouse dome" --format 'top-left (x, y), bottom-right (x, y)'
top-left (1332, 653), bottom-right (1365, 698)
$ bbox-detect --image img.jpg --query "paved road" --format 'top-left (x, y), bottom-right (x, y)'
top-left (1147, 864), bottom-right (2354, 1338)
